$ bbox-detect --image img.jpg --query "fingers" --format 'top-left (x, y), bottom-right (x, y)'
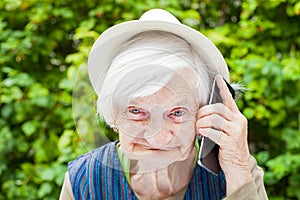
top-left (196, 75), bottom-right (246, 146)
top-left (197, 75), bottom-right (240, 121)
top-left (196, 114), bottom-right (232, 136)
top-left (198, 128), bottom-right (227, 146)
top-left (197, 103), bottom-right (234, 121)
top-left (215, 75), bottom-right (239, 112)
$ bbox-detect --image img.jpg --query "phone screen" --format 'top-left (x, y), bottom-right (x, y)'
top-left (197, 76), bottom-right (235, 174)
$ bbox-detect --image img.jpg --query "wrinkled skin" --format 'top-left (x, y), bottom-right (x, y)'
top-left (116, 73), bottom-right (252, 198)
top-left (197, 75), bottom-right (252, 195)
top-left (116, 70), bottom-right (199, 198)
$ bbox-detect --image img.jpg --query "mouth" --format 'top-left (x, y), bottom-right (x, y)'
top-left (136, 143), bottom-right (176, 151)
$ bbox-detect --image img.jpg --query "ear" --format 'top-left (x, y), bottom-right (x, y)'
top-left (113, 119), bottom-right (119, 133)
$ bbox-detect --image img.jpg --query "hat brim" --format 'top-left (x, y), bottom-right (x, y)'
top-left (88, 20), bottom-right (228, 94)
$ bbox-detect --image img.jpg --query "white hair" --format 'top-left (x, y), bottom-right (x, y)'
top-left (97, 31), bottom-right (229, 127)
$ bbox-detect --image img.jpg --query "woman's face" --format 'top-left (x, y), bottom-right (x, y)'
top-left (115, 70), bottom-right (199, 170)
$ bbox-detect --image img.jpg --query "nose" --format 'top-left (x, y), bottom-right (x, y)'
top-left (143, 116), bottom-right (174, 148)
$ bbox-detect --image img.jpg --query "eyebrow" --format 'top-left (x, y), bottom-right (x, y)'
top-left (128, 97), bottom-right (196, 111)
top-left (169, 104), bottom-right (196, 113)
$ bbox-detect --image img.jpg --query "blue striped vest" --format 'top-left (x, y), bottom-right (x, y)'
top-left (68, 142), bottom-right (226, 200)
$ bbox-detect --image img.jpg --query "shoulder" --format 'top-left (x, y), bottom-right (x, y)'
top-left (67, 142), bottom-right (119, 199)
top-left (249, 155), bottom-right (268, 199)
top-left (249, 156), bottom-right (264, 179)
top-left (67, 141), bottom-right (129, 199)
top-left (68, 142), bottom-right (118, 181)
top-left (68, 142), bottom-right (117, 170)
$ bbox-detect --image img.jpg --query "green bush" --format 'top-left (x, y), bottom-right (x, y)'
top-left (0, 0), bottom-right (299, 199)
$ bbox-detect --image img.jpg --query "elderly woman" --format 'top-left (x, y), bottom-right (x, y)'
top-left (60, 9), bottom-right (268, 200)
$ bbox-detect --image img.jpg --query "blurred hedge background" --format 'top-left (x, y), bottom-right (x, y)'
top-left (0, 0), bottom-right (300, 199)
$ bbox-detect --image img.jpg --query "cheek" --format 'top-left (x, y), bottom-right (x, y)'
top-left (117, 117), bottom-right (145, 137)
top-left (174, 121), bottom-right (196, 147)
top-left (119, 132), bottom-right (135, 152)
top-left (118, 119), bottom-right (147, 152)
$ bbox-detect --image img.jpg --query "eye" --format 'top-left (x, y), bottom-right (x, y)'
top-left (127, 106), bottom-right (149, 120)
top-left (168, 108), bottom-right (187, 121)
top-left (173, 110), bottom-right (185, 117)
top-left (129, 108), bottom-right (142, 114)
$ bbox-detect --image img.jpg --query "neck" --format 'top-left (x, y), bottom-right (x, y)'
top-left (130, 148), bottom-right (196, 200)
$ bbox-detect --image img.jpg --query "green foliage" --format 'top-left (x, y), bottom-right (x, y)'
top-left (0, 0), bottom-right (299, 199)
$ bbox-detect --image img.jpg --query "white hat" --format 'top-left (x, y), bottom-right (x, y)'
top-left (88, 9), bottom-right (228, 94)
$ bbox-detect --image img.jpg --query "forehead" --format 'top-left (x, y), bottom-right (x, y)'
top-left (112, 64), bottom-right (201, 113)
top-left (129, 77), bottom-right (198, 109)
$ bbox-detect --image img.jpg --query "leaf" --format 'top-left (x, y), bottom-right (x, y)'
top-left (58, 78), bottom-right (73, 91)
top-left (27, 83), bottom-right (49, 98)
top-left (282, 58), bottom-right (300, 81)
top-left (12, 73), bottom-right (35, 87)
top-left (281, 128), bottom-right (300, 150)
top-left (255, 151), bottom-right (269, 165)
top-left (21, 120), bottom-right (39, 137)
top-left (27, 83), bottom-right (54, 108)
top-left (39, 168), bottom-right (55, 181)
top-left (52, 7), bottom-right (74, 19)
top-left (37, 182), bottom-right (52, 198)
top-left (243, 107), bottom-right (255, 119)
top-left (1, 103), bottom-right (13, 119)
top-left (0, 86), bottom-right (23, 103)
top-left (57, 130), bottom-right (73, 152)
top-left (0, 126), bottom-right (13, 152)
top-left (269, 109), bottom-right (286, 127)
top-left (294, 1), bottom-right (300, 15)
top-left (21, 163), bottom-right (36, 177)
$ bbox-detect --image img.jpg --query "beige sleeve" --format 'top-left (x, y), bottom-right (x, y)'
top-left (59, 172), bottom-right (75, 200)
top-left (223, 156), bottom-right (268, 200)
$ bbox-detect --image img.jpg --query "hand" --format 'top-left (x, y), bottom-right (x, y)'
top-left (197, 75), bottom-right (252, 195)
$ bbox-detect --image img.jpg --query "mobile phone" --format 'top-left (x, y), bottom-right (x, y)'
top-left (197, 76), bottom-right (235, 174)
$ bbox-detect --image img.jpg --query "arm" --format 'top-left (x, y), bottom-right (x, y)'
top-left (197, 75), bottom-right (268, 199)
top-left (223, 156), bottom-right (268, 200)
top-left (59, 172), bottom-right (75, 200)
